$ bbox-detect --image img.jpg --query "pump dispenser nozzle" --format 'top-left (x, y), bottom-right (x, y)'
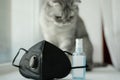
top-left (74, 39), bottom-right (83, 55)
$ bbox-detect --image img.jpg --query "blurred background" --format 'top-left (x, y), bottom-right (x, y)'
top-left (0, 0), bottom-right (120, 77)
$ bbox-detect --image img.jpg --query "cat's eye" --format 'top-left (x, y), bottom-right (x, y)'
top-left (70, 16), bottom-right (74, 19)
top-left (55, 16), bottom-right (62, 20)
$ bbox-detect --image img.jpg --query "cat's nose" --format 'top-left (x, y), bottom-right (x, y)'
top-left (62, 20), bottom-right (66, 24)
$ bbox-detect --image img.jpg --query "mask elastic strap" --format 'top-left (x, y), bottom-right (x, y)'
top-left (71, 65), bottom-right (87, 69)
top-left (64, 51), bottom-right (87, 69)
top-left (64, 51), bottom-right (73, 56)
top-left (12, 48), bottom-right (28, 68)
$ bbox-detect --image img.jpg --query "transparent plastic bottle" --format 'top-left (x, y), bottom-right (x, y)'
top-left (72, 39), bottom-right (86, 80)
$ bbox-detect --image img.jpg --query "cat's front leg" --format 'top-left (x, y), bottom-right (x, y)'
top-left (83, 36), bottom-right (93, 71)
top-left (59, 38), bottom-right (75, 62)
top-left (43, 34), bottom-right (58, 47)
top-left (59, 39), bottom-right (75, 53)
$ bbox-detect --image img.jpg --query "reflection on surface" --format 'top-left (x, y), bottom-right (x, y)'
top-left (0, 65), bottom-right (120, 80)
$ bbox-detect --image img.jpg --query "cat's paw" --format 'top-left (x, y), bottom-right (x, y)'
top-left (86, 64), bottom-right (93, 71)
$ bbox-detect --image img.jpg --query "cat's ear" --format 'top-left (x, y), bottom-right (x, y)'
top-left (75, 0), bottom-right (81, 3)
top-left (48, 0), bottom-right (59, 7)
top-left (74, 0), bottom-right (81, 6)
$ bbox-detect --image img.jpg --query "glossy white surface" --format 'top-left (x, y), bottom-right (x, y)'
top-left (0, 65), bottom-right (120, 80)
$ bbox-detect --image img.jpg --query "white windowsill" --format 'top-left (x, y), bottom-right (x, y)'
top-left (0, 63), bottom-right (17, 75)
top-left (0, 64), bottom-right (120, 80)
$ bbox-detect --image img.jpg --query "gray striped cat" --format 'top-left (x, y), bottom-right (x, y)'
top-left (40, 0), bottom-right (93, 71)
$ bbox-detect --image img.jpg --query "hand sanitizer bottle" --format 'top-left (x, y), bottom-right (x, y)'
top-left (72, 39), bottom-right (86, 80)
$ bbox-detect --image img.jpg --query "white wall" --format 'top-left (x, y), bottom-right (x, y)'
top-left (79, 0), bottom-right (103, 63)
top-left (0, 0), bottom-right (11, 63)
top-left (101, 0), bottom-right (120, 70)
top-left (11, 0), bottom-right (42, 60)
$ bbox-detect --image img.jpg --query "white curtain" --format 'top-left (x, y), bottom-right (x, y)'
top-left (79, 0), bottom-right (103, 63)
top-left (101, 0), bottom-right (120, 70)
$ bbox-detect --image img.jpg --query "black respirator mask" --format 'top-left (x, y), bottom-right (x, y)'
top-left (12, 40), bottom-right (86, 80)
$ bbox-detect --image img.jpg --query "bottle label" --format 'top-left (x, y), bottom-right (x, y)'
top-left (72, 56), bottom-right (86, 78)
